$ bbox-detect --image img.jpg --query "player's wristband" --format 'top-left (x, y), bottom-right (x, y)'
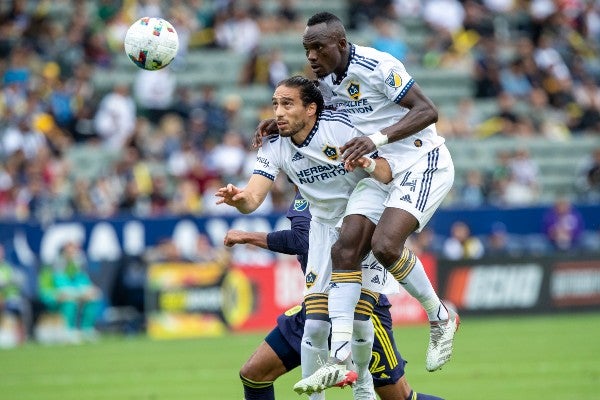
top-left (364, 158), bottom-right (376, 174)
top-left (368, 131), bottom-right (388, 148)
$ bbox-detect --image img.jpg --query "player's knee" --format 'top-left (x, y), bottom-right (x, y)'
top-left (240, 359), bottom-right (264, 382)
top-left (371, 235), bottom-right (405, 266)
top-left (331, 241), bottom-right (362, 270)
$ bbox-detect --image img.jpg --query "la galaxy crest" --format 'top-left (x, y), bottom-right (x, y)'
top-left (305, 270), bottom-right (317, 289)
top-left (346, 81), bottom-right (360, 100)
top-left (322, 144), bottom-right (339, 161)
top-left (385, 70), bottom-right (402, 88)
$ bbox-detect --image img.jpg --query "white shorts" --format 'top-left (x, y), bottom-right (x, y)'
top-left (344, 144), bottom-right (454, 232)
top-left (304, 219), bottom-right (399, 296)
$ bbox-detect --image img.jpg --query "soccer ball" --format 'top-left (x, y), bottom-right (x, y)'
top-left (124, 17), bottom-right (179, 71)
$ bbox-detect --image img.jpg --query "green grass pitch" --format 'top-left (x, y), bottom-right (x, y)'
top-left (1, 312), bottom-right (599, 400)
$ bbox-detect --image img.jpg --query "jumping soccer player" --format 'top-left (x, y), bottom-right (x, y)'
top-left (292, 13), bottom-right (459, 394)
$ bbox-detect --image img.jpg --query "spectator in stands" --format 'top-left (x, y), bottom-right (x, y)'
top-left (93, 83), bottom-right (137, 150)
top-left (0, 244), bottom-right (29, 347)
top-left (459, 169), bottom-right (488, 207)
top-left (543, 197), bottom-right (585, 251)
top-left (485, 222), bottom-right (522, 257)
top-left (490, 149), bottom-right (540, 207)
top-left (576, 147), bottom-right (600, 203)
top-left (500, 58), bottom-right (534, 100)
top-left (214, 4), bottom-right (261, 54)
top-left (196, 85), bottom-right (229, 140)
top-left (570, 75), bottom-right (600, 133)
top-left (133, 68), bottom-right (177, 125)
top-left (472, 37), bottom-right (503, 98)
top-left (533, 32), bottom-right (573, 108)
top-left (371, 16), bottom-right (409, 62)
top-left (422, 0), bottom-right (466, 56)
top-left (442, 221), bottom-right (485, 260)
top-left (509, 148), bottom-right (540, 192)
top-left (348, 0), bottom-right (395, 30)
top-left (39, 241), bottom-right (102, 343)
top-left (207, 130), bottom-right (247, 181)
top-left (170, 177), bottom-right (202, 215)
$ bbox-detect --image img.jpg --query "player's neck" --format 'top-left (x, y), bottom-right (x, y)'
top-left (290, 118), bottom-right (316, 145)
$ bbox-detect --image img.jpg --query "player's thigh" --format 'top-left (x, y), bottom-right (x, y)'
top-left (372, 207), bottom-right (418, 253)
top-left (305, 219), bottom-right (338, 295)
top-left (383, 145), bottom-right (454, 234)
top-left (370, 305), bottom-right (407, 389)
top-left (332, 213), bottom-right (375, 270)
top-left (344, 177), bottom-right (388, 225)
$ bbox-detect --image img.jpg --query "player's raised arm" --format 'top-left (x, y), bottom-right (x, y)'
top-left (215, 175), bottom-right (273, 214)
top-left (341, 83), bottom-right (438, 163)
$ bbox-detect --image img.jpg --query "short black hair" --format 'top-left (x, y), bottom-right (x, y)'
top-left (277, 76), bottom-right (324, 116)
top-left (307, 12), bottom-right (346, 39)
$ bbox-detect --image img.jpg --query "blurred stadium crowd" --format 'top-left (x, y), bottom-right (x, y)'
top-left (0, 0), bottom-right (599, 224)
top-left (1, 0), bottom-right (600, 345)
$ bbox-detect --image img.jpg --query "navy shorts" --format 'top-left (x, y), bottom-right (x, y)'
top-left (264, 296), bottom-right (406, 387)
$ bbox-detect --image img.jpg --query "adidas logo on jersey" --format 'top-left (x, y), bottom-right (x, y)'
top-left (399, 194), bottom-right (412, 203)
top-left (371, 275), bottom-right (380, 284)
top-left (292, 152), bottom-right (304, 161)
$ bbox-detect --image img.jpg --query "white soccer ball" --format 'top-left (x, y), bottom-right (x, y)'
top-left (124, 17), bottom-right (179, 71)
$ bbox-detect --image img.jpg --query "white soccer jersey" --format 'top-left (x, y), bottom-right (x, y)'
top-left (253, 110), bottom-right (371, 225)
top-left (318, 44), bottom-right (445, 172)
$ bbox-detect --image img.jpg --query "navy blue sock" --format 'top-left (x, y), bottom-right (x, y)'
top-left (408, 390), bottom-right (445, 400)
top-left (240, 373), bottom-right (275, 400)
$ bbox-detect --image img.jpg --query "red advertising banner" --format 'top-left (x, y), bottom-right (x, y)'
top-left (146, 253), bottom-right (436, 338)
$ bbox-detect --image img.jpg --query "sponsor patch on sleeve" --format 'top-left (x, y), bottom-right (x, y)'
top-left (385, 70), bottom-right (402, 88)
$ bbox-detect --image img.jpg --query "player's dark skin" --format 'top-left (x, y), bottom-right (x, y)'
top-left (255, 20), bottom-right (439, 273)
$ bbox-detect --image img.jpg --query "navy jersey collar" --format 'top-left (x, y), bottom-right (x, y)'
top-left (293, 115), bottom-right (321, 148)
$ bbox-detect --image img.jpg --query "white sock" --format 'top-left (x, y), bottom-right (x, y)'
top-left (301, 319), bottom-right (331, 377)
top-left (401, 256), bottom-right (448, 321)
top-left (329, 282), bottom-right (361, 361)
top-left (352, 319), bottom-right (375, 387)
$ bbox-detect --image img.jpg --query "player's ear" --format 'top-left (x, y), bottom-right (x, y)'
top-left (306, 102), bottom-right (317, 116)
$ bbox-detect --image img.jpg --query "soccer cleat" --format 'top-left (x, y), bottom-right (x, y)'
top-left (293, 361), bottom-right (358, 395)
top-left (426, 303), bottom-right (460, 372)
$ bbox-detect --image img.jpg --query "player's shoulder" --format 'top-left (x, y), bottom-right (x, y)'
top-left (318, 110), bottom-right (353, 128)
top-left (260, 134), bottom-right (286, 154)
top-left (352, 44), bottom-right (405, 70)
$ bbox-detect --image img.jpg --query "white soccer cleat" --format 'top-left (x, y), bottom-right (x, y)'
top-left (426, 303), bottom-right (460, 372)
top-left (293, 361), bottom-right (358, 395)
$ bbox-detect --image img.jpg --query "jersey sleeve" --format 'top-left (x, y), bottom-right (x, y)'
top-left (266, 216), bottom-right (310, 256)
top-left (266, 214), bottom-right (310, 273)
top-left (253, 141), bottom-right (280, 181)
top-left (375, 56), bottom-right (414, 105)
